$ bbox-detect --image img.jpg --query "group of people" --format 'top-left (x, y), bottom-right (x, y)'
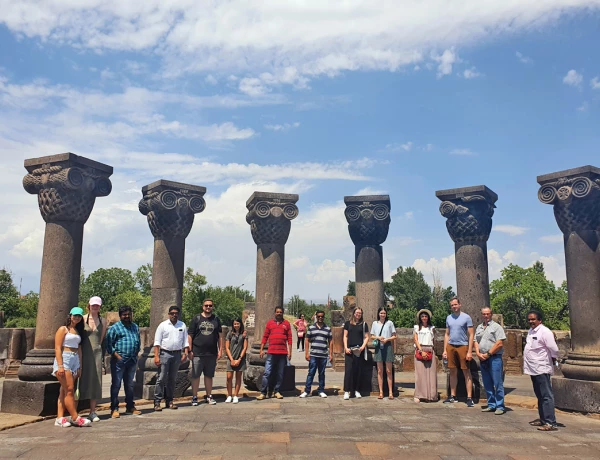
top-left (53, 295), bottom-right (561, 432)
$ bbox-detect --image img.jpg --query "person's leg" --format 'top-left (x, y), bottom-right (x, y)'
top-left (354, 354), bottom-right (362, 394)
top-left (57, 384), bottom-right (65, 418)
top-left (165, 352), bottom-right (180, 404)
top-left (297, 336), bottom-right (302, 350)
top-left (448, 346), bottom-right (459, 397)
top-left (110, 357), bottom-right (124, 412)
top-left (343, 354), bottom-right (353, 392)
top-left (449, 368), bottom-right (458, 397)
top-left (317, 357), bottom-right (327, 393)
top-left (457, 346), bottom-right (472, 398)
top-left (490, 355), bottom-right (505, 411)
top-left (479, 359), bottom-right (495, 409)
top-left (204, 356), bottom-right (217, 398)
top-left (261, 355), bottom-right (273, 395)
top-left (123, 358), bottom-right (137, 410)
top-left (57, 372), bottom-right (78, 420)
top-left (273, 355), bottom-right (286, 394)
top-left (300, 336), bottom-right (304, 351)
top-left (531, 375), bottom-right (544, 423)
top-left (154, 351), bottom-right (167, 405)
top-left (89, 399), bottom-right (96, 414)
top-left (304, 356), bottom-right (317, 394)
top-left (191, 357), bottom-right (203, 397)
top-left (234, 371), bottom-right (243, 397)
top-left (539, 374), bottom-right (557, 426)
top-left (226, 371), bottom-right (234, 396)
top-left (376, 361), bottom-right (384, 397)
top-left (385, 361), bottom-right (394, 397)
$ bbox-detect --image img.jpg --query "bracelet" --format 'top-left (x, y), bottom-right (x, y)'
top-left (58, 365), bottom-right (64, 368)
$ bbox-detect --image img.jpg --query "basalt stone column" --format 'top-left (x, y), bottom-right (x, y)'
top-left (244, 192), bottom-right (299, 392)
top-left (135, 180), bottom-right (206, 399)
top-left (1, 153), bottom-right (112, 416)
top-left (538, 166), bottom-right (600, 413)
top-left (344, 195), bottom-right (391, 324)
top-left (436, 186), bottom-right (498, 325)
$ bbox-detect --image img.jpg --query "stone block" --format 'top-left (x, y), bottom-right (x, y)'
top-left (402, 355), bottom-right (415, 372)
top-left (330, 310), bottom-right (345, 327)
top-left (105, 312), bottom-right (120, 327)
top-left (331, 326), bottom-right (344, 354)
top-left (342, 296), bottom-right (356, 319)
top-left (0, 379), bottom-right (60, 416)
top-left (553, 376), bottom-right (600, 413)
top-left (395, 336), bottom-right (415, 355)
top-left (505, 331), bottom-right (523, 358)
top-left (243, 363), bottom-right (296, 393)
top-left (503, 356), bottom-right (523, 375)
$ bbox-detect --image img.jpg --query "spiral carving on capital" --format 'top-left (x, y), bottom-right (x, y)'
top-left (246, 200), bottom-right (298, 245)
top-left (139, 189), bottom-right (206, 239)
top-left (439, 195), bottom-right (495, 243)
top-left (538, 176), bottom-right (600, 234)
top-left (22, 164), bottom-right (112, 223)
top-left (345, 202), bottom-right (391, 246)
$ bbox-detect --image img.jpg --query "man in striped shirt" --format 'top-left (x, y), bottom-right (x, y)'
top-left (257, 307), bottom-right (292, 400)
top-left (300, 310), bottom-right (333, 398)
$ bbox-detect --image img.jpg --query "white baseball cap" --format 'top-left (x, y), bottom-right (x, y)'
top-left (89, 296), bottom-right (103, 306)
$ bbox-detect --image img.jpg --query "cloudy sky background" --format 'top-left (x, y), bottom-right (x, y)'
top-left (1, 1), bottom-right (599, 302)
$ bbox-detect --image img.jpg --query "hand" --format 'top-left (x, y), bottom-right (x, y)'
top-left (477, 353), bottom-right (487, 361)
top-left (329, 355), bottom-right (333, 363)
top-left (56, 367), bottom-right (65, 378)
top-left (242, 330), bottom-right (247, 338)
top-left (288, 352), bottom-right (292, 361)
top-left (345, 348), bottom-right (351, 355)
top-left (114, 353), bottom-right (122, 361)
top-left (359, 345), bottom-right (365, 353)
top-left (442, 351), bottom-right (447, 360)
top-left (218, 350), bottom-right (223, 360)
top-left (188, 351), bottom-right (194, 360)
top-left (154, 356), bottom-right (161, 366)
top-left (466, 351), bottom-right (472, 361)
top-left (305, 353), bottom-right (310, 362)
top-left (75, 368), bottom-right (81, 378)
top-left (180, 354), bottom-right (187, 363)
top-left (259, 350), bottom-right (264, 359)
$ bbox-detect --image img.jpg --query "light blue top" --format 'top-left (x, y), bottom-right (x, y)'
top-left (446, 312), bottom-right (473, 346)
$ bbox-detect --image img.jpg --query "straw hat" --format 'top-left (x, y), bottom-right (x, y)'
top-left (416, 308), bottom-right (433, 322)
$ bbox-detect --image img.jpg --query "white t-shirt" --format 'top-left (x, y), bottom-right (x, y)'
top-left (414, 325), bottom-right (435, 347)
top-left (370, 320), bottom-right (396, 339)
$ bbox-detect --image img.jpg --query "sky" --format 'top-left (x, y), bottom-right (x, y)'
top-left (1, 1), bottom-right (599, 303)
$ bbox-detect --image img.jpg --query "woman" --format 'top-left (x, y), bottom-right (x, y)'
top-left (225, 318), bottom-right (248, 404)
top-left (371, 307), bottom-right (397, 399)
top-left (413, 309), bottom-right (438, 403)
top-left (293, 314), bottom-right (308, 352)
top-left (53, 307), bottom-right (92, 427)
top-left (343, 307), bottom-right (369, 400)
top-left (80, 296), bottom-right (106, 422)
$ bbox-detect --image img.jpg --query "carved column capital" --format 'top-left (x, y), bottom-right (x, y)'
top-left (344, 195), bottom-right (391, 246)
top-left (537, 166), bottom-right (600, 234)
top-left (22, 153), bottom-right (113, 223)
top-left (139, 180), bottom-right (206, 239)
top-left (436, 186), bottom-right (498, 244)
top-left (246, 192), bottom-right (299, 245)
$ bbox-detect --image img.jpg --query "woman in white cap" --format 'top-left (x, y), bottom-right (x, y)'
top-left (80, 296), bottom-right (106, 422)
top-left (53, 307), bottom-right (92, 427)
top-left (413, 309), bottom-right (438, 403)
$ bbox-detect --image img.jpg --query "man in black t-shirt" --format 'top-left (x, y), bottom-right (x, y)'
top-left (188, 299), bottom-right (222, 406)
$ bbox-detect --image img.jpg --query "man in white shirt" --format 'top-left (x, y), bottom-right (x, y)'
top-left (153, 306), bottom-right (189, 411)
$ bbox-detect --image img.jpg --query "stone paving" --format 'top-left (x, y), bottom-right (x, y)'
top-left (1, 386), bottom-right (600, 459)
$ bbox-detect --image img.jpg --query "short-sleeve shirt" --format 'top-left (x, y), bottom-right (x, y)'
top-left (370, 320), bottom-right (396, 339)
top-left (226, 331), bottom-right (247, 361)
top-left (344, 321), bottom-right (369, 348)
top-left (306, 323), bottom-right (332, 358)
top-left (475, 320), bottom-right (506, 355)
top-left (188, 314), bottom-right (222, 357)
top-left (446, 312), bottom-right (473, 346)
top-left (414, 325), bottom-right (435, 347)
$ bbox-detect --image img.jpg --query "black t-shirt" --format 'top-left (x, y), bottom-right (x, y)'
top-left (344, 321), bottom-right (369, 348)
top-left (188, 314), bottom-right (222, 356)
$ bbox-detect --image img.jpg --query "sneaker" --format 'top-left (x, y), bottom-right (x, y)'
top-left (89, 412), bottom-right (100, 422)
top-left (191, 396), bottom-right (199, 406)
top-left (494, 409), bottom-right (506, 415)
top-left (54, 417), bottom-right (71, 428)
top-left (299, 392), bottom-right (309, 398)
top-left (233, 396), bottom-right (239, 404)
top-left (443, 396), bottom-right (457, 404)
top-left (466, 398), bottom-right (475, 408)
top-left (274, 392), bottom-right (284, 399)
top-left (154, 403), bottom-right (162, 412)
top-left (225, 396), bottom-right (233, 403)
top-left (481, 406), bottom-right (495, 412)
top-left (126, 407), bottom-right (142, 415)
top-left (319, 392), bottom-right (328, 398)
top-left (256, 394), bottom-right (266, 400)
top-left (343, 392), bottom-right (350, 400)
top-left (111, 410), bottom-right (120, 418)
top-left (355, 391), bottom-right (362, 398)
top-left (74, 416), bottom-right (92, 427)
top-left (207, 395), bottom-right (217, 405)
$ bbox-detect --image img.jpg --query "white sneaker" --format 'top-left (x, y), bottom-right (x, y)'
top-left (54, 417), bottom-right (71, 428)
top-left (233, 396), bottom-right (239, 404)
top-left (207, 395), bottom-right (217, 405)
top-left (355, 391), bottom-right (362, 398)
top-left (73, 416), bottom-right (92, 427)
top-left (89, 412), bottom-right (100, 422)
top-left (299, 392), bottom-right (308, 398)
top-left (343, 392), bottom-right (350, 400)
top-left (319, 392), bottom-right (328, 398)
top-left (225, 396), bottom-right (232, 403)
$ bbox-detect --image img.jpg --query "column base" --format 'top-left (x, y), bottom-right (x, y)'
top-left (553, 375), bottom-right (600, 414)
top-left (561, 353), bottom-right (600, 381)
top-left (134, 369), bottom-right (192, 400)
top-left (17, 349), bottom-right (56, 381)
top-left (0, 379), bottom-right (60, 416)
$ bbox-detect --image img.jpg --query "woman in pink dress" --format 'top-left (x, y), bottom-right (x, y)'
top-left (293, 314), bottom-right (308, 352)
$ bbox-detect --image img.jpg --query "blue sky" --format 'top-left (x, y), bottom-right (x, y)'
top-left (1, 1), bottom-right (599, 302)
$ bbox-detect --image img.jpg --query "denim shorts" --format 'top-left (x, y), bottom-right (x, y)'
top-left (52, 351), bottom-right (80, 376)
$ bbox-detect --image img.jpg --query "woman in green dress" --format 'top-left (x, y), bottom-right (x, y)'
top-left (80, 296), bottom-right (106, 422)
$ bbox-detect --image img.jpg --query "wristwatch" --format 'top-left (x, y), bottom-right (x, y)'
top-left (487, 352), bottom-right (492, 358)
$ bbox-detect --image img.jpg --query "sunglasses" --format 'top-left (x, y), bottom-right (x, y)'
top-left (204, 304), bottom-right (214, 308)
top-left (316, 315), bottom-right (325, 319)
top-left (168, 311), bottom-right (179, 315)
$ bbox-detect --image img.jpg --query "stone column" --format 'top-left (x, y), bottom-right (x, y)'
top-left (243, 192), bottom-right (299, 392)
top-left (1, 153), bottom-right (112, 416)
top-left (537, 166), bottom-right (600, 413)
top-left (436, 186), bottom-right (498, 326)
top-left (344, 195), bottom-right (391, 324)
top-left (135, 180), bottom-right (206, 399)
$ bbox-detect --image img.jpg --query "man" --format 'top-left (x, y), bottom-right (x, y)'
top-left (105, 305), bottom-right (142, 418)
top-left (442, 296), bottom-right (475, 407)
top-left (300, 310), bottom-right (333, 398)
top-left (524, 310), bottom-right (560, 431)
top-left (257, 306), bottom-right (292, 400)
top-left (188, 299), bottom-right (222, 406)
top-left (474, 307), bottom-right (506, 415)
top-left (153, 306), bottom-right (189, 411)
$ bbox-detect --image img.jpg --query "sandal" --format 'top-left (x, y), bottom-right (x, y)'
top-left (538, 424), bottom-right (558, 432)
top-left (378, 394), bottom-right (384, 399)
top-left (529, 419), bottom-right (544, 426)
top-left (388, 395), bottom-right (394, 400)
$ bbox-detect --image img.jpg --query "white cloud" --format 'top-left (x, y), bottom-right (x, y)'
top-left (423, 144), bottom-right (434, 152)
top-left (404, 211), bottom-right (414, 220)
top-left (264, 122), bottom-right (300, 132)
top-left (591, 77), bottom-right (600, 89)
top-left (493, 225), bottom-right (529, 236)
top-left (563, 69), bottom-right (583, 87)
top-left (383, 142), bottom-right (413, 152)
top-left (515, 51), bottom-right (533, 64)
top-left (100, 68), bottom-right (116, 80)
top-left (433, 48), bottom-right (459, 78)
top-left (463, 67), bottom-right (482, 79)
top-left (577, 101), bottom-right (589, 112)
top-left (354, 187), bottom-right (388, 196)
top-left (205, 74), bottom-right (218, 85)
top-left (540, 234), bottom-right (563, 243)
top-left (450, 148), bottom-right (475, 156)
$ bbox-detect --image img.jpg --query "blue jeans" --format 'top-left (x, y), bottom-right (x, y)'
top-left (480, 354), bottom-right (505, 410)
top-left (261, 354), bottom-right (286, 395)
top-left (531, 373), bottom-right (556, 426)
top-left (110, 356), bottom-right (137, 411)
top-left (304, 356), bottom-right (327, 394)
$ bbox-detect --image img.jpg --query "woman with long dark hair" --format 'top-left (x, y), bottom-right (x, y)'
top-left (413, 309), bottom-right (438, 403)
top-left (53, 307), bottom-right (92, 427)
top-left (371, 307), bottom-right (397, 399)
top-left (342, 307), bottom-right (369, 400)
top-left (225, 318), bottom-right (248, 404)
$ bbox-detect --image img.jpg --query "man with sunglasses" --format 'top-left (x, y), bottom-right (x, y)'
top-left (299, 310), bottom-right (332, 398)
top-left (153, 306), bottom-right (189, 411)
top-left (188, 299), bottom-right (222, 406)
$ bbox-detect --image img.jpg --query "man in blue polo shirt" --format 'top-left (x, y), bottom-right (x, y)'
top-left (299, 310), bottom-right (333, 398)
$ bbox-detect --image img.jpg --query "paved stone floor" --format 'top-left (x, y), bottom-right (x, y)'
top-left (1, 390), bottom-right (600, 459)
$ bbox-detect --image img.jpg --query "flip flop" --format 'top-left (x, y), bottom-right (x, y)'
top-left (388, 395), bottom-right (394, 400)
top-left (378, 394), bottom-right (384, 399)
top-left (529, 419), bottom-right (544, 427)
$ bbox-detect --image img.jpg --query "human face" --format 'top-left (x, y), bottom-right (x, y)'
top-left (203, 302), bottom-right (214, 315)
top-left (420, 313), bottom-right (429, 325)
top-left (168, 309), bottom-right (180, 323)
top-left (527, 314), bottom-right (541, 329)
top-left (89, 303), bottom-right (101, 314)
top-left (316, 313), bottom-right (325, 324)
top-left (70, 314), bottom-right (83, 324)
top-left (353, 309), bottom-right (363, 321)
top-left (233, 320), bottom-right (241, 332)
top-left (275, 308), bottom-right (284, 321)
top-left (450, 299), bottom-right (461, 314)
top-left (300, 315), bottom-right (305, 321)
top-left (378, 309), bottom-right (387, 321)
top-left (481, 308), bottom-right (492, 324)
top-left (120, 310), bottom-right (132, 324)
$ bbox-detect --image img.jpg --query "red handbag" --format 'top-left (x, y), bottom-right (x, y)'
top-left (415, 348), bottom-right (433, 361)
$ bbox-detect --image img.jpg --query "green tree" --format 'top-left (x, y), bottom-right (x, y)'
top-left (182, 268), bottom-right (208, 324)
top-left (134, 263), bottom-right (153, 296)
top-left (79, 267), bottom-right (137, 311)
top-left (490, 262), bottom-right (569, 330)
top-left (0, 269), bottom-right (20, 322)
top-left (346, 280), bottom-right (356, 296)
top-left (5, 291), bottom-right (39, 328)
top-left (385, 266), bottom-right (432, 327)
top-left (112, 290), bottom-right (151, 327)
top-left (286, 294), bottom-right (309, 317)
top-left (203, 286), bottom-right (244, 326)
